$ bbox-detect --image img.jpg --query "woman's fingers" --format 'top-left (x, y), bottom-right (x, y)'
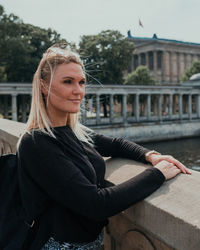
top-left (155, 160), bottom-right (182, 180)
top-left (150, 154), bottom-right (192, 175)
top-left (161, 155), bottom-right (192, 175)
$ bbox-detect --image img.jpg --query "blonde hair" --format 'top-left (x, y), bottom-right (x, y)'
top-left (17, 44), bottom-right (92, 147)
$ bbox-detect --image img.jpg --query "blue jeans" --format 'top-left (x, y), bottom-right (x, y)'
top-left (41, 231), bottom-right (103, 250)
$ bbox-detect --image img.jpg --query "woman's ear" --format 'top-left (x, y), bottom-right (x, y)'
top-left (40, 79), bottom-right (48, 96)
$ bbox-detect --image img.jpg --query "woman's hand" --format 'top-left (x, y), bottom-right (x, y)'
top-left (146, 152), bottom-right (192, 175)
top-left (154, 160), bottom-right (181, 180)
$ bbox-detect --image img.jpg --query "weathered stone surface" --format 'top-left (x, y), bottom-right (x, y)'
top-left (105, 158), bottom-right (200, 250)
top-left (0, 118), bottom-right (25, 154)
top-left (1, 118), bottom-right (200, 250)
top-left (94, 121), bottom-right (200, 143)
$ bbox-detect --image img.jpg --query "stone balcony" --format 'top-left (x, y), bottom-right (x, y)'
top-left (1, 118), bottom-right (200, 250)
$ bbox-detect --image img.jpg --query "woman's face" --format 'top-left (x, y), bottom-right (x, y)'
top-left (43, 62), bottom-right (86, 117)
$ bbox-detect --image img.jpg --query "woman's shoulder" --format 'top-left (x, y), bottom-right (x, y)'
top-left (19, 129), bottom-right (57, 150)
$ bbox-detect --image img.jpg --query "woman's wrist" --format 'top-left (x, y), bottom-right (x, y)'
top-left (145, 150), bottom-right (161, 163)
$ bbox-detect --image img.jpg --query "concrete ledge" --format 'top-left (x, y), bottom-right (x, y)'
top-left (93, 120), bottom-right (200, 143)
top-left (105, 158), bottom-right (200, 250)
top-left (0, 118), bottom-right (25, 153)
top-left (1, 118), bottom-right (200, 249)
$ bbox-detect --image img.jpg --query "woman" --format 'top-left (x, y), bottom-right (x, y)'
top-left (17, 44), bottom-right (191, 250)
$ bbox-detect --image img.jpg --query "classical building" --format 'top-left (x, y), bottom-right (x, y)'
top-left (128, 31), bottom-right (200, 84)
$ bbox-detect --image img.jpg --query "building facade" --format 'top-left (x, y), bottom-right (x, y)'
top-left (128, 31), bottom-right (200, 84)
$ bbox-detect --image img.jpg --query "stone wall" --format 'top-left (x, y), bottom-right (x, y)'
top-left (104, 158), bottom-right (200, 250)
top-left (93, 121), bottom-right (200, 143)
top-left (0, 118), bottom-right (24, 155)
top-left (1, 118), bottom-right (200, 250)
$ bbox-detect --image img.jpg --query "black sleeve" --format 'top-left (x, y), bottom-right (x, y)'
top-left (18, 133), bottom-right (165, 221)
top-left (92, 133), bottom-right (150, 163)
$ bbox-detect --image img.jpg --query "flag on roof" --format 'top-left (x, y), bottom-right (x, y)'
top-left (139, 19), bottom-right (143, 28)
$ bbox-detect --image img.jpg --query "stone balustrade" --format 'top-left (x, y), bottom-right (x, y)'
top-left (0, 84), bottom-right (200, 126)
top-left (1, 119), bottom-right (200, 250)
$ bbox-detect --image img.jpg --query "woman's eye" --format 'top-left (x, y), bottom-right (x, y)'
top-left (63, 80), bottom-right (72, 84)
top-left (79, 80), bottom-right (86, 85)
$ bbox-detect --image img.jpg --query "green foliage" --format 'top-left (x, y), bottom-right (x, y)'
top-left (79, 30), bottom-right (135, 84)
top-left (181, 61), bottom-right (200, 82)
top-left (124, 66), bottom-right (156, 85)
top-left (0, 66), bottom-right (7, 81)
top-left (0, 4), bottom-right (69, 82)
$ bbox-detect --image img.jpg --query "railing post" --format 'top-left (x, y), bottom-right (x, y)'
top-left (135, 94), bottom-right (139, 122)
top-left (3, 95), bottom-right (9, 119)
top-left (96, 94), bottom-right (100, 125)
top-left (21, 95), bottom-right (27, 123)
top-left (109, 94), bottom-right (114, 124)
top-left (158, 94), bottom-right (162, 121)
top-left (122, 94), bottom-right (127, 123)
top-left (12, 93), bottom-right (17, 121)
top-left (198, 95), bottom-right (200, 118)
top-left (81, 98), bottom-right (86, 124)
top-left (169, 94), bottom-right (173, 119)
top-left (179, 94), bottom-right (183, 120)
top-left (188, 94), bottom-right (192, 120)
top-left (147, 94), bottom-right (151, 120)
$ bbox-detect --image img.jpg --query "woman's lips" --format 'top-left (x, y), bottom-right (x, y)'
top-left (68, 99), bottom-right (81, 103)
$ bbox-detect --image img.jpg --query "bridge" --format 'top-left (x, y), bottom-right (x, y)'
top-left (1, 118), bottom-right (200, 250)
top-left (0, 83), bottom-right (200, 124)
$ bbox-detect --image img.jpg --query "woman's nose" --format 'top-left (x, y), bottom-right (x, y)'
top-left (72, 83), bottom-right (84, 94)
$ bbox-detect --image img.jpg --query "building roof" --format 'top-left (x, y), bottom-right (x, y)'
top-left (190, 73), bottom-right (200, 81)
top-left (127, 30), bottom-right (200, 47)
top-left (182, 73), bottom-right (200, 87)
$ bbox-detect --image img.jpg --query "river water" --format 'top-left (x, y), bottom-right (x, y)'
top-left (141, 137), bottom-right (200, 172)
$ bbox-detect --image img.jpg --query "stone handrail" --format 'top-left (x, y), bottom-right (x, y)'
top-left (0, 118), bottom-right (25, 155)
top-left (1, 119), bottom-right (200, 250)
top-left (105, 158), bottom-right (200, 250)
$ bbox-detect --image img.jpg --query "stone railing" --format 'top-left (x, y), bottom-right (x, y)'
top-left (1, 84), bottom-right (200, 126)
top-left (0, 118), bottom-right (25, 155)
top-left (1, 118), bottom-right (200, 249)
top-left (104, 158), bottom-right (200, 250)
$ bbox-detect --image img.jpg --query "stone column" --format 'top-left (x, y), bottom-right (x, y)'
top-left (21, 95), bottom-right (27, 123)
top-left (179, 53), bottom-right (185, 80)
top-left (109, 94), bottom-right (114, 123)
top-left (186, 54), bottom-right (192, 69)
top-left (138, 54), bottom-right (141, 66)
top-left (96, 94), bottom-right (100, 125)
top-left (147, 94), bottom-right (151, 120)
top-left (179, 94), bottom-right (183, 120)
top-left (129, 55), bottom-right (134, 72)
top-left (188, 94), bottom-right (192, 120)
top-left (122, 94), bottom-right (127, 123)
top-left (134, 94), bottom-right (139, 122)
top-left (12, 93), bottom-right (17, 121)
top-left (145, 52), bottom-right (149, 68)
top-left (197, 95), bottom-right (200, 118)
top-left (162, 51), bottom-right (170, 83)
top-left (3, 95), bottom-right (9, 119)
top-left (193, 55), bottom-right (199, 62)
top-left (158, 94), bottom-right (162, 121)
top-left (81, 98), bottom-right (86, 124)
top-left (171, 52), bottom-right (178, 83)
top-left (169, 94), bottom-right (173, 119)
top-left (153, 51), bottom-right (157, 80)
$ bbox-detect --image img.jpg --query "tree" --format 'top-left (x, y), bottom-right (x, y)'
top-left (124, 66), bottom-right (157, 116)
top-left (181, 61), bottom-right (200, 82)
top-left (79, 30), bottom-right (135, 84)
top-left (0, 5), bottom-right (69, 82)
top-left (124, 66), bottom-right (156, 85)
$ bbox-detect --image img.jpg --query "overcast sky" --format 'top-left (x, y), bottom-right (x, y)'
top-left (1, 0), bottom-right (200, 45)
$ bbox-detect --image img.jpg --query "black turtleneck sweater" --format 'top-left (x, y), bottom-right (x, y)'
top-left (17, 125), bottom-right (165, 249)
